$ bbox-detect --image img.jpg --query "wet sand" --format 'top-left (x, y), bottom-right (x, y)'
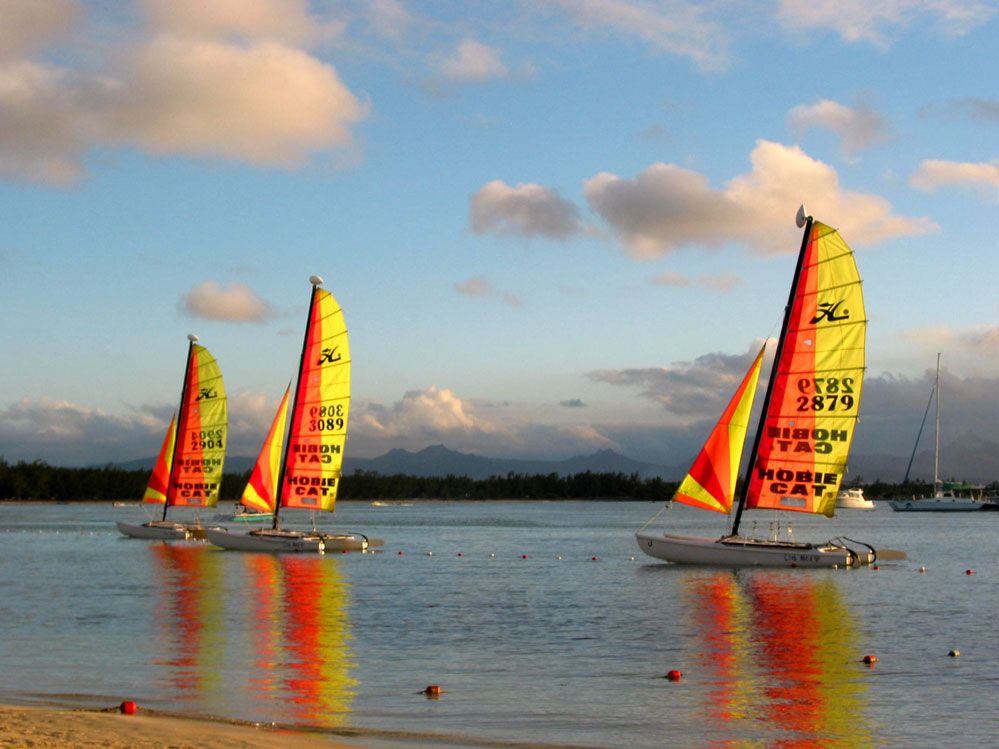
top-left (0, 704), bottom-right (364, 748)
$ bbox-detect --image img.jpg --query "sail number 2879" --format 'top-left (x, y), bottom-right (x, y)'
top-left (795, 377), bottom-right (855, 411)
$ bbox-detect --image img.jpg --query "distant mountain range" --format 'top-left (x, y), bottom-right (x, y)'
top-left (110, 435), bottom-right (999, 484)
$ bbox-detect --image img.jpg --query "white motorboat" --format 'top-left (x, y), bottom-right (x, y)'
top-left (835, 488), bottom-right (875, 510)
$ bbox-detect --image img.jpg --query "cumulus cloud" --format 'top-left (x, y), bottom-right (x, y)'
top-left (584, 140), bottom-right (935, 257)
top-left (349, 386), bottom-right (616, 458)
top-left (0, 0), bottom-right (368, 183)
top-left (0, 0), bottom-right (82, 61)
top-left (0, 396), bottom-right (167, 465)
top-left (776, 0), bottom-right (997, 47)
top-left (910, 159), bottom-right (999, 193)
top-left (180, 280), bottom-right (273, 322)
top-left (589, 342), bottom-right (771, 417)
top-left (787, 99), bottom-right (889, 157)
top-left (441, 38), bottom-right (508, 80)
top-left (103, 37), bottom-right (367, 166)
top-left (470, 180), bottom-right (584, 239)
top-left (652, 273), bottom-right (690, 287)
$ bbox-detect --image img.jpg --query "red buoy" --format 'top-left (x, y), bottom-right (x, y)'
top-left (120, 701), bottom-right (137, 715)
top-left (522, 554), bottom-right (528, 559)
top-left (423, 685), bottom-right (441, 696)
top-left (873, 565), bottom-right (879, 570)
top-left (457, 552), bottom-right (463, 556)
top-left (591, 556), bottom-right (598, 561)
top-left (666, 670), bottom-right (682, 681)
top-left (966, 569), bottom-right (973, 575)
top-left (863, 655), bottom-right (878, 664)
top-left (398, 551), bottom-right (404, 555)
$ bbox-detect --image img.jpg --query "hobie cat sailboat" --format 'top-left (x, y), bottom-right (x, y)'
top-left (117, 335), bottom-right (227, 540)
top-left (637, 207), bottom-right (903, 567)
top-left (206, 277), bottom-right (381, 553)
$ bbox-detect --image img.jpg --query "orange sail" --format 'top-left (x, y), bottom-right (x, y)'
top-left (142, 414), bottom-right (177, 504)
top-left (241, 386), bottom-right (291, 514)
top-left (745, 221), bottom-right (865, 517)
top-left (674, 346), bottom-right (765, 513)
top-left (280, 287), bottom-right (350, 512)
top-left (168, 343), bottom-right (227, 508)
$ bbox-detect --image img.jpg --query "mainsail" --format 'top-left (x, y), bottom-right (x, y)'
top-left (240, 386), bottom-right (291, 514)
top-left (278, 286), bottom-right (350, 514)
top-left (166, 342), bottom-right (228, 510)
top-left (743, 220), bottom-right (866, 518)
top-left (143, 414), bottom-right (177, 504)
top-left (673, 346), bottom-right (765, 514)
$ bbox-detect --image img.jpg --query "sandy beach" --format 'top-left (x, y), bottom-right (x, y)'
top-left (0, 704), bottom-right (363, 748)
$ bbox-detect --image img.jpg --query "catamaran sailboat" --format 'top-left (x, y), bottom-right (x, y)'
top-left (117, 335), bottom-right (227, 540)
top-left (206, 277), bottom-right (382, 553)
top-left (636, 207), bottom-right (903, 567)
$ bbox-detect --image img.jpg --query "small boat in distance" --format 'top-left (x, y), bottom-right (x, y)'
top-left (889, 354), bottom-right (994, 512)
top-left (636, 206), bottom-right (903, 567)
top-left (835, 488), bottom-right (875, 510)
top-left (117, 335), bottom-right (227, 540)
top-left (206, 277), bottom-right (382, 553)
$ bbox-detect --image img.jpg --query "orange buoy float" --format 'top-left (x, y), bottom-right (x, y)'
top-left (966, 569), bottom-right (973, 575)
top-left (423, 685), bottom-right (442, 696)
top-left (120, 701), bottom-right (137, 715)
top-left (949, 650), bottom-right (961, 657)
top-left (666, 670), bottom-right (682, 681)
top-left (863, 655), bottom-right (878, 664)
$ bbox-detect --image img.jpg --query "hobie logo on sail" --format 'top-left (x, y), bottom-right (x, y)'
top-left (317, 346), bottom-right (341, 365)
top-left (810, 300), bottom-right (850, 324)
top-left (197, 387), bottom-right (218, 400)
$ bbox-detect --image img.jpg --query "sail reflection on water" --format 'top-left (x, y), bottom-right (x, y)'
top-left (149, 546), bottom-right (356, 727)
top-left (684, 571), bottom-right (871, 746)
top-left (150, 544), bottom-right (226, 701)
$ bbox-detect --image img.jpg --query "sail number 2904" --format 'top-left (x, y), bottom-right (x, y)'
top-left (796, 377), bottom-right (855, 411)
top-left (308, 404), bottom-right (344, 431)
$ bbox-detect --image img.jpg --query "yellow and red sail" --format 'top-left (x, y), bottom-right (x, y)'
top-left (746, 221), bottom-right (865, 517)
top-left (240, 386), bottom-right (290, 514)
top-left (281, 287), bottom-right (350, 512)
top-left (674, 346), bottom-right (765, 513)
top-left (168, 343), bottom-right (227, 508)
top-left (143, 414), bottom-right (177, 504)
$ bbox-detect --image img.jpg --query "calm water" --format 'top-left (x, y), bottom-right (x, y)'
top-left (1, 500), bottom-right (998, 748)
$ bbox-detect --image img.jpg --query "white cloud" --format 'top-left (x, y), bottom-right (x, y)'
top-left (0, 0), bottom-right (82, 61)
top-left (787, 99), bottom-right (889, 156)
top-left (697, 272), bottom-right (741, 292)
top-left (441, 38), bottom-right (508, 80)
top-left (454, 276), bottom-right (522, 306)
top-left (104, 37), bottom-right (367, 166)
top-left (910, 159), bottom-right (999, 193)
top-left (0, 396), bottom-right (165, 465)
top-left (140, 0), bottom-right (319, 43)
top-left (546, 0), bottom-right (730, 71)
top-left (0, 0), bottom-right (368, 183)
top-left (584, 140), bottom-right (935, 257)
top-left (350, 386), bottom-right (616, 458)
top-left (652, 272), bottom-right (690, 287)
top-left (181, 280), bottom-right (273, 322)
top-left (776, 0), bottom-right (997, 47)
top-left (470, 180), bottom-right (583, 239)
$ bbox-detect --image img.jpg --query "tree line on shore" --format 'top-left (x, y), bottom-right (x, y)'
top-left (0, 457), bottom-right (967, 503)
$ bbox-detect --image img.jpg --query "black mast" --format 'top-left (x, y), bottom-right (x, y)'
top-left (163, 335), bottom-right (198, 522)
top-left (730, 208), bottom-right (813, 537)
top-left (270, 277), bottom-right (323, 531)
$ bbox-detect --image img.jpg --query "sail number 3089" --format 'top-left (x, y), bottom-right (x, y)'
top-left (796, 377), bottom-right (855, 411)
top-left (308, 404), bottom-right (344, 431)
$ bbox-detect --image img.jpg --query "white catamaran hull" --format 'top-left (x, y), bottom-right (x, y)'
top-left (116, 520), bottom-right (214, 541)
top-left (204, 527), bottom-right (383, 553)
top-left (635, 531), bottom-right (875, 567)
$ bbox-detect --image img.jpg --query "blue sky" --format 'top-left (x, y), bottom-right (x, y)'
top-left (1, 0), bottom-right (998, 477)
